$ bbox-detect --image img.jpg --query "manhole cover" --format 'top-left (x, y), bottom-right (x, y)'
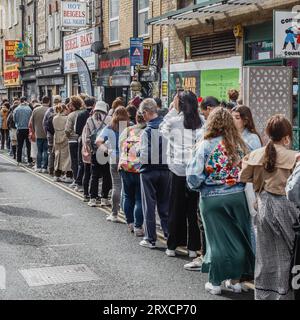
top-left (19, 264), bottom-right (99, 287)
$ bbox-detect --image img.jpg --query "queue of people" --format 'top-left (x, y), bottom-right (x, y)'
top-left (0, 89), bottom-right (299, 300)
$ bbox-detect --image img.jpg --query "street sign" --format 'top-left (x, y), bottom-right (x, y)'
top-left (130, 38), bottom-right (144, 66)
top-left (23, 55), bottom-right (41, 62)
top-left (274, 11), bottom-right (300, 58)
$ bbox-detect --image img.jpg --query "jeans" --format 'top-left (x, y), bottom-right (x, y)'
top-left (90, 154), bottom-right (112, 199)
top-left (69, 142), bottom-right (78, 180)
top-left (17, 129), bottom-right (32, 164)
top-left (120, 171), bottom-right (143, 228)
top-left (140, 170), bottom-right (171, 244)
top-left (36, 138), bottom-right (48, 169)
top-left (83, 163), bottom-right (91, 197)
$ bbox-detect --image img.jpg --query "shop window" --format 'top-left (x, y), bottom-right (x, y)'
top-left (109, 0), bottom-right (120, 43)
top-left (190, 31), bottom-right (236, 59)
top-left (246, 40), bottom-right (273, 61)
top-left (138, 0), bottom-right (149, 37)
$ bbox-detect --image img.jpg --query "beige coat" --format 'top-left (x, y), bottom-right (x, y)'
top-left (53, 113), bottom-right (71, 172)
top-left (240, 144), bottom-right (298, 196)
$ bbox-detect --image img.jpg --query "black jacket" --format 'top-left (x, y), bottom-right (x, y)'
top-left (75, 108), bottom-right (93, 137)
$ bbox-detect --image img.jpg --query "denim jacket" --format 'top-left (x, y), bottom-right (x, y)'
top-left (242, 129), bottom-right (262, 152)
top-left (286, 163), bottom-right (300, 207)
top-left (186, 136), bottom-right (245, 198)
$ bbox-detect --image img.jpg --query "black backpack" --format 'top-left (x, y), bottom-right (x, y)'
top-left (89, 115), bottom-right (107, 153)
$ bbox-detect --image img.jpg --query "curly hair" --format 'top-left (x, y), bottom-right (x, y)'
top-left (69, 96), bottom-right (85, 110)
top-left (204, 107), bottom-right (249, 165)
top-left (110, 106), bottom-right (130, 132)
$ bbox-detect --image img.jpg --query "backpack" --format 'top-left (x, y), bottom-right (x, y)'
top-left (89, 115), bottom-right (107, 153)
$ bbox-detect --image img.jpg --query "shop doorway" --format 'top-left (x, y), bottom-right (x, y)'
top-left (104, 87), bottom-right (129, 108)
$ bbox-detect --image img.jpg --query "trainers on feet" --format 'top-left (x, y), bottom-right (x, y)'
top-left (88, 199), bottom-right (97, 207)
top-left (41, 169), bottom-right (48, 174)
top-left (139, 239), bottom-right (156, 249)
top-left (83, 195), bottom-right (90, 203)
top-left (134, 228), bottom-right (144, 237)
top-left (62, 177), bottom-right (73, 184)
top-left (53, 176), bottom-right (61, 182)
top-left (205, 282), bottom-right (222, 295)
top-left (106, 214), bottom-right (118, 223)
top-left (100, 198), bottom-right (110, 206)
top-left (224, 280), bottom-right (243, 293)
top-left (35, 168), bottom-right (42, 173)
top-left (69, 181), bottom-right (77, 188)
top-left (165, 249), bottom-right (176, 257)
top-left (184, 256), bottom-right (204, 271)
top-left (188, 250), bottom-right (198, 259)
top-left (128, 223), bottom-right (134, 233)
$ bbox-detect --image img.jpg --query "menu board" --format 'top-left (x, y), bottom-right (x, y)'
top-left (200, 69), bottom-right (240, 101)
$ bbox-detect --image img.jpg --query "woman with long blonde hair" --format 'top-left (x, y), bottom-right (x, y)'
top-left (187, 107), bottom-right (255, 296)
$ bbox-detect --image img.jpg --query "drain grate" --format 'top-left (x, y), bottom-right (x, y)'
top-left (19, 264), bottom-right (99, 287)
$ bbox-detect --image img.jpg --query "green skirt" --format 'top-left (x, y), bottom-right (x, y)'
top-left (200, 191), bottom-right (255, 286)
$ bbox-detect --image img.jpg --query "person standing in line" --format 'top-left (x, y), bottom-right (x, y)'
top-left (96, 106), bottom-right (129, 222)
top-left (31, 97), bottom-right (50, 173)
top-left (107, 97), bottom-right (125, 117)
top-left (286, 153), bottom-right (300, 208)
top-left (240, 115), bottom-right (299, 300)
top-left (160, 91), bottom-right (203, 258)
top-left (74, 96), bottom-right (97, 192)
top-left (187, 107), bottom-right (254, 296)
top-left (0, 102), bottom-right (10, 150)
top-left (13, 96), bottom-right (33, 166)
top-left (7, 101), bottom-right (19, 159)
top-left (228, 89), bottom-right (239, 107)
top-left (43, 95), bottom-right (62, 176)
top-left (65, 96), bottom-right (85, 185)
top-left (52, 103), bottom-right (73, 182)
top-left (83, 101), bottom-right (112, 206)
top-left (119, 111), bottom-right (146, 236)
top-left (138, 99), bottom-right (171, 249)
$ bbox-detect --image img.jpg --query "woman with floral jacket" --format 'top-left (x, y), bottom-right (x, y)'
top-left (187, 107), bottom-right (255, 296)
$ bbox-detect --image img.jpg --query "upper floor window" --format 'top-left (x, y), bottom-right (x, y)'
top-left (48, 3), bottom-right (60, 51)
top-left (177, 0), bottom-right (203, 9)
top-left (13, 0), bottom-right (18, 25)
top-left (7, 0), bottom-right (12, 28)
top-left (138, 0), bottom-right (149, 37)
top-left (109, 0), bottom-right (119, 43)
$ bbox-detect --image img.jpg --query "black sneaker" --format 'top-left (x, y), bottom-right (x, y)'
top-left (83, 195), bottom-right (90, 202)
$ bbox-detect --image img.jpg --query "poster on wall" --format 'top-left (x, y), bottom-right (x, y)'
top-left (169, 71), bottom-right (200, 102)
top-left (274, 11), bottom-right (300, 58)
top-left (200, 69), bottom-right (240, 101)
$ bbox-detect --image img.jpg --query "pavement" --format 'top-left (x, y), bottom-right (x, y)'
top-left (0, 151), bottom-right (254, 300)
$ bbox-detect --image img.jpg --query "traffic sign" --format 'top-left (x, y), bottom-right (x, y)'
top-left (23, 55), bottom-right (41, 62)
top-left (130, 38), bottom-right (144, 66)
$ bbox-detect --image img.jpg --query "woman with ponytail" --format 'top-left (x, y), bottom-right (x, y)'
top-left (160, 90), bottom-right (203, 259)
top-left (240, 114), bottom-right (299, 300)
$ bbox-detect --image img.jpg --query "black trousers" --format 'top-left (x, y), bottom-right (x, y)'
top-left (17, 129), bottom-right (32, 164)
top-left (75, 139), bottom-right (84, 186)
top-left (83, 163), bottom-right (91, 197)
top-left (69, 142), bottom-right (78, 180)
top-left (90, 154), bottom-right (112, 199)
top-left (1, 129), bottom-right (9, 149)
top-left (167, 173), bottom-right (201, 252)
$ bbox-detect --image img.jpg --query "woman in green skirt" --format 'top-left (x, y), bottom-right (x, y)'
top-left (186, 107), bottom-right (255, 295)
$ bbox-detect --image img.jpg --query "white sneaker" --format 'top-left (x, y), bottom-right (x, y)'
top-left (106, 214), bottom-right (118, 223)
top-left (70, 181), bottom-right (77, 188)
top-left (165, 249), bottom-right (176, 257)
top-left (74, 185), bottom-right (83, 192)
top-left (88, 199), bottom-right (97, 207)
top-left (184, 256), bottom-right (204, 271)
top-left (100, 198), bottom-right (110, 206)
top-left (205, 282), bottom-right (222, 295)
top-left (139, 239), bottom-right (156, 249)
top-left (224, 280), bottom-right (243, 293)
top-left (188, 250), bottom-right (198, 258)
top-left (53, 176), bottom-right (61, 182)
top-left (41, 169), bottom-right (48, 174)
top-left (134, 228), bottom-right (144, 237)
top-left (35, 168), bottom-right (42, 173)
top-left (62, 177), bottom-right (73, 184)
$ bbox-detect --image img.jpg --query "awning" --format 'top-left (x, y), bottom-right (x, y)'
top-left (147, 0), bottom-right (261, 26)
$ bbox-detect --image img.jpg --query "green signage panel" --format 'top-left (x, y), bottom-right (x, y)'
top-left (200, 69), bottom-right (240, 101)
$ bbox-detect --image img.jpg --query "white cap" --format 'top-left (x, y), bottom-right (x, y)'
top-left (94, 101), bottom-right (108, 114)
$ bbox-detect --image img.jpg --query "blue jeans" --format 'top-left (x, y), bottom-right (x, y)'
top-left (36, 138), bottom-right (48, 169)
top-left (120, 171), bottom-right (143, 228)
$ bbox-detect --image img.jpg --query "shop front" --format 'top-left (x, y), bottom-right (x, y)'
top-left (36, 62), bottom-right (65, 102)
top-left (244, 21), bottom-right (300, 149)
top-left (3, 63), bottom-right (22, 100)
top-left (97, 49), bottom-right (131, 106)
top-left (63, 27), bottom-right (99, 97)
top-left (21, 68), bottom-right (37, 101)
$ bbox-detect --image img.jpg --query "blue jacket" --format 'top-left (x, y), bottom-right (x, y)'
top-left (286, 163), bottom-right (300, 208)
top-left (186, 136), bottom-right (245, 198)
top-left (139, 116), bottom-right (169, 173)
top-left (13, 104), bottom-right (32, 130)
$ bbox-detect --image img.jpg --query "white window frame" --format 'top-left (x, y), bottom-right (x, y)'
top-left (109, 0), bottom-right (120, 44)
top-left (54, 11), bottom-right (60, 49)
top-left (13, 0), bottom-right (18, 25)
top-left (8, 0), bottom-right (12, 28)
top-left (138, 0), bottom-right (149, 37)
top-left (26, 22), bottom-right (33, 55)
top-left (48, 14), bottom-right (54, 51)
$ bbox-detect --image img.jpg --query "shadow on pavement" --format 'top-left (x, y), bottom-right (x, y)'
top-left (0, 206), bottom-right (57, 219)
top-left (0, 229), bottom-right (45, 246)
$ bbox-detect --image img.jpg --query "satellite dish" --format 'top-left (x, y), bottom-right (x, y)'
top-left (91, 41), bottom-right (103, 54)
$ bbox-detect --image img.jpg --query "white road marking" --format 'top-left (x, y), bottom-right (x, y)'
top-left (44, 243), bottom-right (86, 248)
top-left (0, 265), bottom-right (6, 290)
